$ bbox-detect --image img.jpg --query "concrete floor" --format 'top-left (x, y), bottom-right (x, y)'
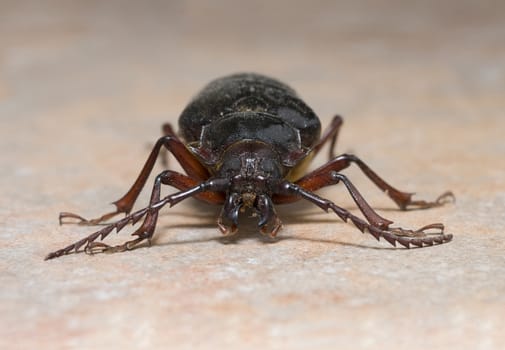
top-left (1, 1), bottom-right (504, 349)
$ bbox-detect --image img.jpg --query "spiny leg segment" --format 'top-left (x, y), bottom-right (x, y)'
top-left (46, 176), bottom-right (229, 260)
top-left (279, 180), bottom-right (452, 248)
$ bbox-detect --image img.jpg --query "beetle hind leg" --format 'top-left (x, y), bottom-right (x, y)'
top-left (59, 134), bottom-right (210, 226)
top-left (329, 154), bottom-right (455, 210)
top-left (400, 190), bottom-right (455, 210)
top-left (279, 153), bottom-right (455, 211)
top-left (311, 115), bottom-right (343, 160)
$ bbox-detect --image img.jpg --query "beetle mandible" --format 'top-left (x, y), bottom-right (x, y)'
top-left (46, 73), bottom-right (454, 260)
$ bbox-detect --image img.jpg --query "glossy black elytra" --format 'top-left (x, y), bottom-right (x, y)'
top-left (46, 73), bottom-right (454, 260)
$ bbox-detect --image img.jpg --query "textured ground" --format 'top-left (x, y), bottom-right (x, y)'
top-left (1, 1), bottom-right (504, 349)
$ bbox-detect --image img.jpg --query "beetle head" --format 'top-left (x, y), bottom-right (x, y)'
top-left (216, 140), bottom-right (284, 233)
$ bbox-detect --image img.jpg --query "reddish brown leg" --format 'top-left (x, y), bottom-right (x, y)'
top-left (160, 122), bottom-right (177, 167)
top-left (59, 134), bottom-right (210, 226)
top-left (279, 167), bottom-right (392, 229)
top-left (311, 115), bottom-right (343, 160)
top-left (46, 172), bottom-right (228, 259)
top-left (277, 181), bottom-right (453, 248)
top-left (275, 153), bottom-right (454, 210)
top-left (162, 122), bottom-right (176, 137)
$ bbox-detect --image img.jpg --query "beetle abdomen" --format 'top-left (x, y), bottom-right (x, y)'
top-left (179, 73), bottom-right (321, 150)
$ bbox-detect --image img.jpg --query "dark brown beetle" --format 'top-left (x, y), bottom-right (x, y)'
top-left (46, 73), bottom-right (454, 260)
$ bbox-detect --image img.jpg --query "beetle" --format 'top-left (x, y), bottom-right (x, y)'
top-left (45, 73), bottom-right (454, 260)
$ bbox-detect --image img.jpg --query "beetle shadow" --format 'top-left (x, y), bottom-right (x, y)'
top-left (154, 206), bottom-right (398, 251)
top-left (152, 222), bottom-right (398, 251)
top-left (143, 196), bottom-right (443, 251)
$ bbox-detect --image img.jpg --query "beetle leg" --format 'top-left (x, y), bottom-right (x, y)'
top-left (275, 153), bottom-right (454, 210)
top-left (153, 170), bottom-right (225, 205)
top-left (311, 115), bottom-right (343, 160)
top-left (259, 216), bottom-right (283, 237)
top-left (160, 122), bottom-right (177, 167)
top-left (46, 175), bottom-right (229, 259)
top-left (330, 172), bottom-right (393, 229)
top-left (84, 170), bottom-right (168, 255)
top-left (256, 194), bottom-right (283, 237)
top-left (107, 171), bottom-right (224, 251)
top-left (217, 192), bottom-right (241, 235)
top-left (59, 135), bottom-right (211, 226)
top-left (278, 181), bottom-right (453, 248)
top-left (277, 171), bottom-right (392, 229)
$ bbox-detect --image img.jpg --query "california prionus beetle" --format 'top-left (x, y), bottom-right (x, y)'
top-left (46, 73), bottom-right (454, 260)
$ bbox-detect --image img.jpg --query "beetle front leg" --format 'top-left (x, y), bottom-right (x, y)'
top-left (46, 174), bottom-right (228, 260)
top-left (87, 171), bottom-right (226, 254)
top-left (278, 181), bottom-right (453, 248)
top-left (59, 134), bottom-right (210, 226)
top-left (84, 170), bottom-right (169, 254)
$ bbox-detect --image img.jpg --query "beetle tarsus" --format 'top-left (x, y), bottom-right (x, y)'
top-left (404, 191), bottom-right (455, 210)
top-left (84, 241), bottom-right (114, 255)
top-left (59, 208), bottom-right (127, 226)
top-left (85, 234), bottom-right (151, 255)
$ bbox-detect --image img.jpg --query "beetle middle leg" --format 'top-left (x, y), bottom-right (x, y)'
top-left (278, 153), bottom-right (454, 210)
top-left (59, 134), bottom-right (210, 226)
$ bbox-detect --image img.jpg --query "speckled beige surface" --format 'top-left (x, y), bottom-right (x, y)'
top-left (1, 1), bottom-right (504, 349)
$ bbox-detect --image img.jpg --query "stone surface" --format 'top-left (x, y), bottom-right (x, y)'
top-left (1, 1), bottom-right (504, 349)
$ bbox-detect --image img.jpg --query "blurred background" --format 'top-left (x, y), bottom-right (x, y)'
top-left (2, 0), bottom-right (503, 123)
top-left (1, 1), bottom-right (504, 349)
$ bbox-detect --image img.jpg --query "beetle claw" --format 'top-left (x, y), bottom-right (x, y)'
top-left (217, 221), bottom-right (238, 236)
top-left (59, 210), bottom-right (124, 226)
top-left (259, 217), bottom-right (283, 237)
top-left (84, 241), bottom-right (114, 255)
